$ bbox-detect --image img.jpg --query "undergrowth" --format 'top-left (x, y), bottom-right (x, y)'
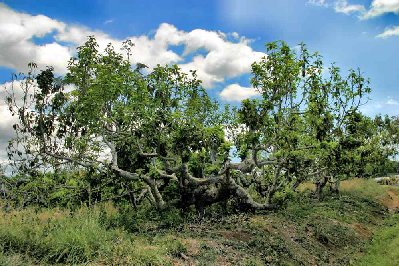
top-left (0, 178), bottom-right (398, 265)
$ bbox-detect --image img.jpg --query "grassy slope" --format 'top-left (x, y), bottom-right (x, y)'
top-left (0, 179), bottom-right (398, 266)
top-left (343, 179), bottom-right (399, 266)
top-left (356, 214), bottom-right (399, 266)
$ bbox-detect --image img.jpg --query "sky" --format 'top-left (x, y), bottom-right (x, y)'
top-left (0, 0), bottom-right (399, 165)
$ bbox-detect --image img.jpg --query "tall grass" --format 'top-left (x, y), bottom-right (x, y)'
top-left (340, 178), bottom-right (389, 199)
top-left (0, 178), bottom-right (398, 265)
top-left (0, 203), bottom-right (184, 265)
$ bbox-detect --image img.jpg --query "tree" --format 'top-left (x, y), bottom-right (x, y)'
top-left (5, 38), bottom-right (380, 212)
top-left (231, 41), bottom-right (371, 199)
top-left (6, 37), bottom-right (279, 213)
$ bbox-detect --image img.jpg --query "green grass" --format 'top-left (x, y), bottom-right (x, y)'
top-left (0, 178), bottom-right (398, 265)
top-left (340, 178), bottom-right (396, 199)
top-left (356, 214), bottom-right (399, 266)
top-left (0, 204), bottom-right (185, 265)
top-left (0, 252), bottom-right (39, 266)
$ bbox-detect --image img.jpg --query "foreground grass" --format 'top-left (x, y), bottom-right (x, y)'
top-left (0, 179), bottom-right (398, 265)
top-left (0, 204), bottom-right (186, 265)
top-left (356, 214), bottom-right (399, 266)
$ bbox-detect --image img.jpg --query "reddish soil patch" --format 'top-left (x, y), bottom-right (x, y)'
top-left (351, 223), bottom-right (372, 239)
top-left (181, 238), bottom-right (201, 256)
top-left (216, 256), bottom-right (231, 265)
top-left (219, 230), bottom-right (252, 242)
top-left (379, 189), bottom-right (399, 212)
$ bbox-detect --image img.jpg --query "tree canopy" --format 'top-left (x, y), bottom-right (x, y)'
top-left (3, 38), bottom-right (398, 211)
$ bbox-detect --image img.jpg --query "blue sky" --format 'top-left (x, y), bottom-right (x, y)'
top-left (0, 0), bottom-right (398, 110)
top-left (0, 0), bottom-right (399, 163)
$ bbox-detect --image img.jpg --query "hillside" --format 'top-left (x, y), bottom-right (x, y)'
top-left (1, 179), bottom-right (398, 266)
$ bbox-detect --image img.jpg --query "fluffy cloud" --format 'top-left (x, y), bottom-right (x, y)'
top-left (179, 36), bottom-right (264, 87)
top-left (308, 0), bottom-right (366, 15)
top-left (0, 4), bottom-right (265, 88)
top-left (387, 97), bottom-right (399, 105)
top-left (219, 84), bottom-right (259, 102)
top-left (377, 25), bottom-right (399, 38)
top-left (0, 4), bottom-right (268, 162)
top-left (362, 0), bottom-right (399, 19)
top-left (334, 0), bottom-right (366, 14)
top-left (308, 0), bottom-right (328, 7)
top-left (135, 24), bottom-right (265, 88)
top-left (0, 3), bottom-right (70, 73)
top-left (360, 97), bottom-right (399, 116)
top-left (310, 0), bottom-right (399, 19)
top-left (0, 81), bottom-right (21, 163)
top-left (308, 0), bottom-right (399, 38)
top-left (0, 3), bottom-right (120, 73)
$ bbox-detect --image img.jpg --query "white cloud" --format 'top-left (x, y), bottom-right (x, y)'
top-left (56, 23), bottom-right (265, 88)
top-left (309, 0), bottom-right (399, 20)
top-left (127, 24), bottom-right (183, 67)
top-left (377, 25), bottom-right (399, 38)
top-left (387, 98), bottom-right (399, 105)
top-left (150, 25), bottom-right (266, 88)
top-left (362, 0), bottom-right (399, 19)
top-left (55, 21), bottom-right (266, 87)
top-left (308, 0), bottom-right (328, 7)
top-left (334, 0), bottom-right (366, 14)
top-left (0, 3), bottom-right (70, 73)
top-left (308, 0), bottom-right (399, 38)
top-left (180, 56), bottom-right (223, 88)
top-left (219, 84), bottom-right (259, 102)
top-left (309, 0), bottom-right (366, 15)
top-left (231, 32), bottom-right (240, 39)
top-left (0, 81), bottom-right (22, 163)
top-left (0, 4), bottom-right (266, 88)
top-left (360, 97), bottom-right (399, 116)
top-left (0, 4), bottom-right (269, 163)
top-left (56, 25), bottom-right (114, 47)
top-left (0, 4), bottom-right (115, 73)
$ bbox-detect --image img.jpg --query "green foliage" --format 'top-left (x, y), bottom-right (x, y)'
top-left (231, 40), bottom-right (379, 201)
top-left (98, 203), bottom-right (185, 233)
top-left (337, 114), bottom-right (399, 178)
top-left (1, 170), bottom-right (138, 209)
top-left (4, 37), bottom-right (398, 214)
top-left (3, 30), bottom-right (399, 266)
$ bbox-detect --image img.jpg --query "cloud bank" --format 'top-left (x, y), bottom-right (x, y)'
top-left (308, 0), bottom-right (399, 37)
top-left (0, 3), bottom-right (265, 89)
top-left (0, 3), bottom-right (267, 163)
top-left (363, 0), bottom-right (399, 19)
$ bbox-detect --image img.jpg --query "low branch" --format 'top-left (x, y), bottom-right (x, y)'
top-left (44, 150), bottom-right (104, 170)
top-left (103, 136), bottom-right (141, 181)
top-left (111, 165), bottom-right (140, 180)
top-left (157, 170), bottom-right (178, 182)
top-left (224, 161), bottom-right (278, 210)
top-left (143, 176), bottom-right (165, 209)
top-left (228, 176), bottom-right (277, 210)
top-left (139, 152), bottom-right (176, 162)
top-left (181, 163), bottom-right (224, 186)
